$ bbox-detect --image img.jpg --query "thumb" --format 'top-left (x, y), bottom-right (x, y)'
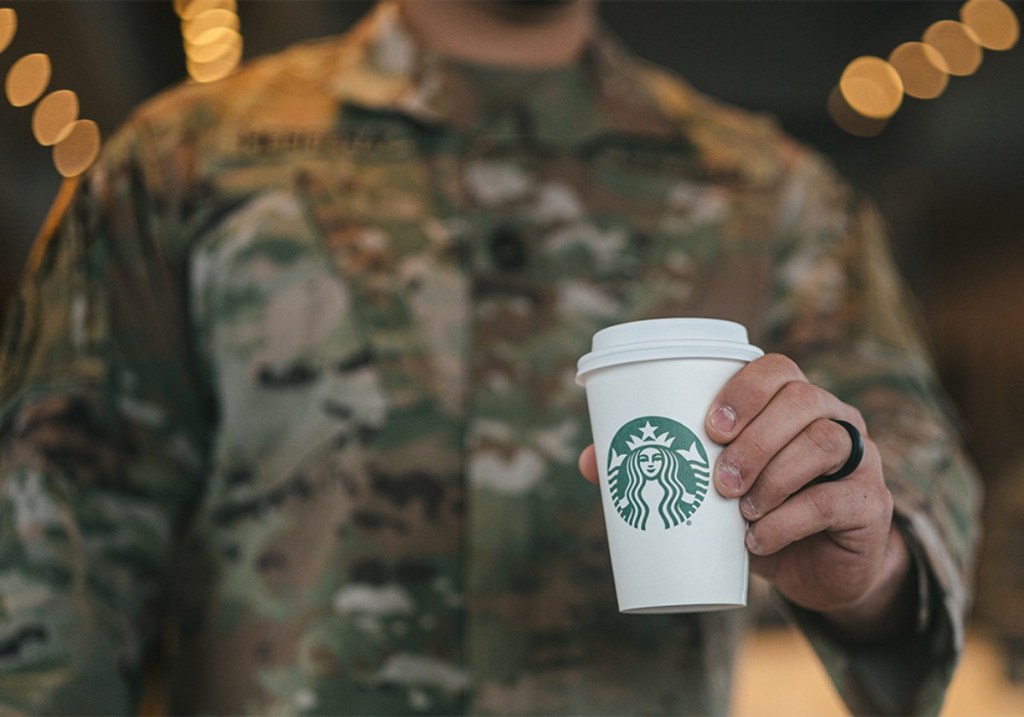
top-left (578, 444), bottom-right (599, 484)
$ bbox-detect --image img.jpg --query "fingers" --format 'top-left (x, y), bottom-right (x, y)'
top-left (706, 353), bottom-right (808, 444)
top-left (743, 445), bottom-right (892, 557)
top-left (703, 351), bottom-right (889, 561)
top-left (734, 417), bottom-right (864, 521)
top-left (707, 353), bottom-right (863, 502)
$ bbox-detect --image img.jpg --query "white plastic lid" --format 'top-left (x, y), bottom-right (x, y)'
top-left (576, 318), bottom-right (763, 384)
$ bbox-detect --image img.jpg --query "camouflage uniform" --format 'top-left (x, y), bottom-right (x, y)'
top-left (0, 4), bottom-right (980, 715)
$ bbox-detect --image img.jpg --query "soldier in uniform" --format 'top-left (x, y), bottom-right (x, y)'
top-left (0, 2), bottom-right (981, 715)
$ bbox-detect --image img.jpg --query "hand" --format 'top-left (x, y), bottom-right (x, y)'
top-left (578, 353), bottom-right (915, 640)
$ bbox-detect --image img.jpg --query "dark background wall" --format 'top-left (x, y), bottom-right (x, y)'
top-left (1, 0), bottom-right (1023, 654)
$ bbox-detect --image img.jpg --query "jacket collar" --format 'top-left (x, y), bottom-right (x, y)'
top-left (327, 2), bottom-right (696, 144)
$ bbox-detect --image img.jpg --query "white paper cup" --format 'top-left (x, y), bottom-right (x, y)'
top-left (576, 318), bottom-right (764, 613)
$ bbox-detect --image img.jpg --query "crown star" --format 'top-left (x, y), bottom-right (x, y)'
top-left (624, 420), bottom-right (676, 451)
top-left (638, 421), bottom-right (659, 441)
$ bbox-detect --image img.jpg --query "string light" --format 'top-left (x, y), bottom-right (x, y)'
top-left (832, 0), bottom-right (1019, 135)
top-left (1, 7), bottom-right (101, 178)
top-left (174, 0), bottom-right (243, 83)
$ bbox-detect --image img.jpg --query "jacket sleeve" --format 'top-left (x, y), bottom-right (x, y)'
top-left (764, 149), bottom-right (983, 717)
top-left (0, 131), bottom-right (210, 714)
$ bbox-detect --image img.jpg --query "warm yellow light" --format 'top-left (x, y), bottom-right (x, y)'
top-left (184, 27), bottom-right (239, 62)
top-left (176, 0), bottom-right (243, 84)
top-left (924, 20), bottom-right (983, 76)
top-left (0, 7), bottom-right (16, 54)
top-left (182, 8), bottom-right (239, 45)
top-left (960, 0), bottom-right (1020, 51)
top-left (52, 118), bottom-right (101, 178)
top-left (187, 40), bottom-right (243, 83)
top-left (5, 52), bottom-right (51, 107)
top-left (828, 86), bottom-right (887, 137)
top-left (839, 56), bottom-right (903, 120)
top-left (889, 41), bottom-right (950, 100)
top-left (185, 25), bottom-right (240, 56)
top-left (32, 89), bottom-right (79, 146)
top-left (176, 0), bottom-right (237, 21)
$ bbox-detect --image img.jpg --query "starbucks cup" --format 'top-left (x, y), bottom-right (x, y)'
top-left (576, 318), bottom-right (764, 613)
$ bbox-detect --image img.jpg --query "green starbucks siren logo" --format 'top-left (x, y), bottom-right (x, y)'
top-left (607, 416), bottom-right (711, 530)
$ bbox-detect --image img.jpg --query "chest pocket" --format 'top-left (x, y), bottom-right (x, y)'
top-left (190, 135), bottom-right (467, 518)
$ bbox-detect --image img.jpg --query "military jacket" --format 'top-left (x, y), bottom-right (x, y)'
top-left (0, 4), bottom-right (980, 715)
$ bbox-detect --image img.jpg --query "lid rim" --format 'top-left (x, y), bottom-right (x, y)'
top-left (577, 318), bottom-right (763, 385)
top-left (576, 343), bottom-right (764, 384)
top-left (591, 318), bottom-right (750, 352)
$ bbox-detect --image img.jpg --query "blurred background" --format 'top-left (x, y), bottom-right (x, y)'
top-left (1, 1), bottom-right (1022, 714)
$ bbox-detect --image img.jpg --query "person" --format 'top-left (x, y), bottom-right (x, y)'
top-left (0, 1), bottom-right (981, 715)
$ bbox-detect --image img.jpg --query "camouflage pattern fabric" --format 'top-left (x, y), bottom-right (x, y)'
top-left (0, 3), bottom-right (980, 715)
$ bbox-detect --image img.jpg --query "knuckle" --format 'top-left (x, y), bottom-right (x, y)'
top-left (762, 353), bottom-right (802, 378)
top-left (779, 379), bottom-right (823, 415)
top-left (807, 418), bottom-right (848, 460)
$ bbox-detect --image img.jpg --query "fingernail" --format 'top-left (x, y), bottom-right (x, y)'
top-left (716, 461), bottom-right (742, 493)
top-left (745, 529), bottom-right (761, 554)
top-left (710, 406), bottom-right (736, 434)
top-left (741, 497), bottom-right (759, 520)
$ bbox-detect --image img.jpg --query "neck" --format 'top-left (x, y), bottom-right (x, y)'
top-left (398, 1), bottom-right (595, 68)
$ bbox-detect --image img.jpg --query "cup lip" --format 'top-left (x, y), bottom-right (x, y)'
top-left (576, 318), bottom-right (764, 384)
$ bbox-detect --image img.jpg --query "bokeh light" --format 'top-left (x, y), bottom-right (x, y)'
top-left (960, 0), bottom-right (1020, 51)
top-left (889, 41), bottom-right (950, 100)
top-left (1, 7), bottom-right (103, 180)
top-left (175, 0), bottom-right (243, 83)
top-left (186, 25), bottom-right (240, 59)
top-left (32, 89), bottom-right (79, 146)
top-left (0, 7), bottom-right (16, 54)
top-left (175, 0), bottom-right (236, 22)
top-left (187, 40), bottom-right (244, 83)
top-left (831, 0), bottom-right (1021, 134)
top-left (839, 56), bottom-right (904, 120)
top-left (924, 20), bottom-right (984, 76)
top-left (5, 52), bottom-right (51, 107)
top-left (52, 118), bottom-right (101, 178)
top-left (182, 9), bottom-right (239, 45)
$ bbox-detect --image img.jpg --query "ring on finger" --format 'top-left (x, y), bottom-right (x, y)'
top-left (818, 419), bottom-right (864, 481)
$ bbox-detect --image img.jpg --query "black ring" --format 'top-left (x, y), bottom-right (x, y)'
top-left (821, 419), bottom-right (864, 481)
